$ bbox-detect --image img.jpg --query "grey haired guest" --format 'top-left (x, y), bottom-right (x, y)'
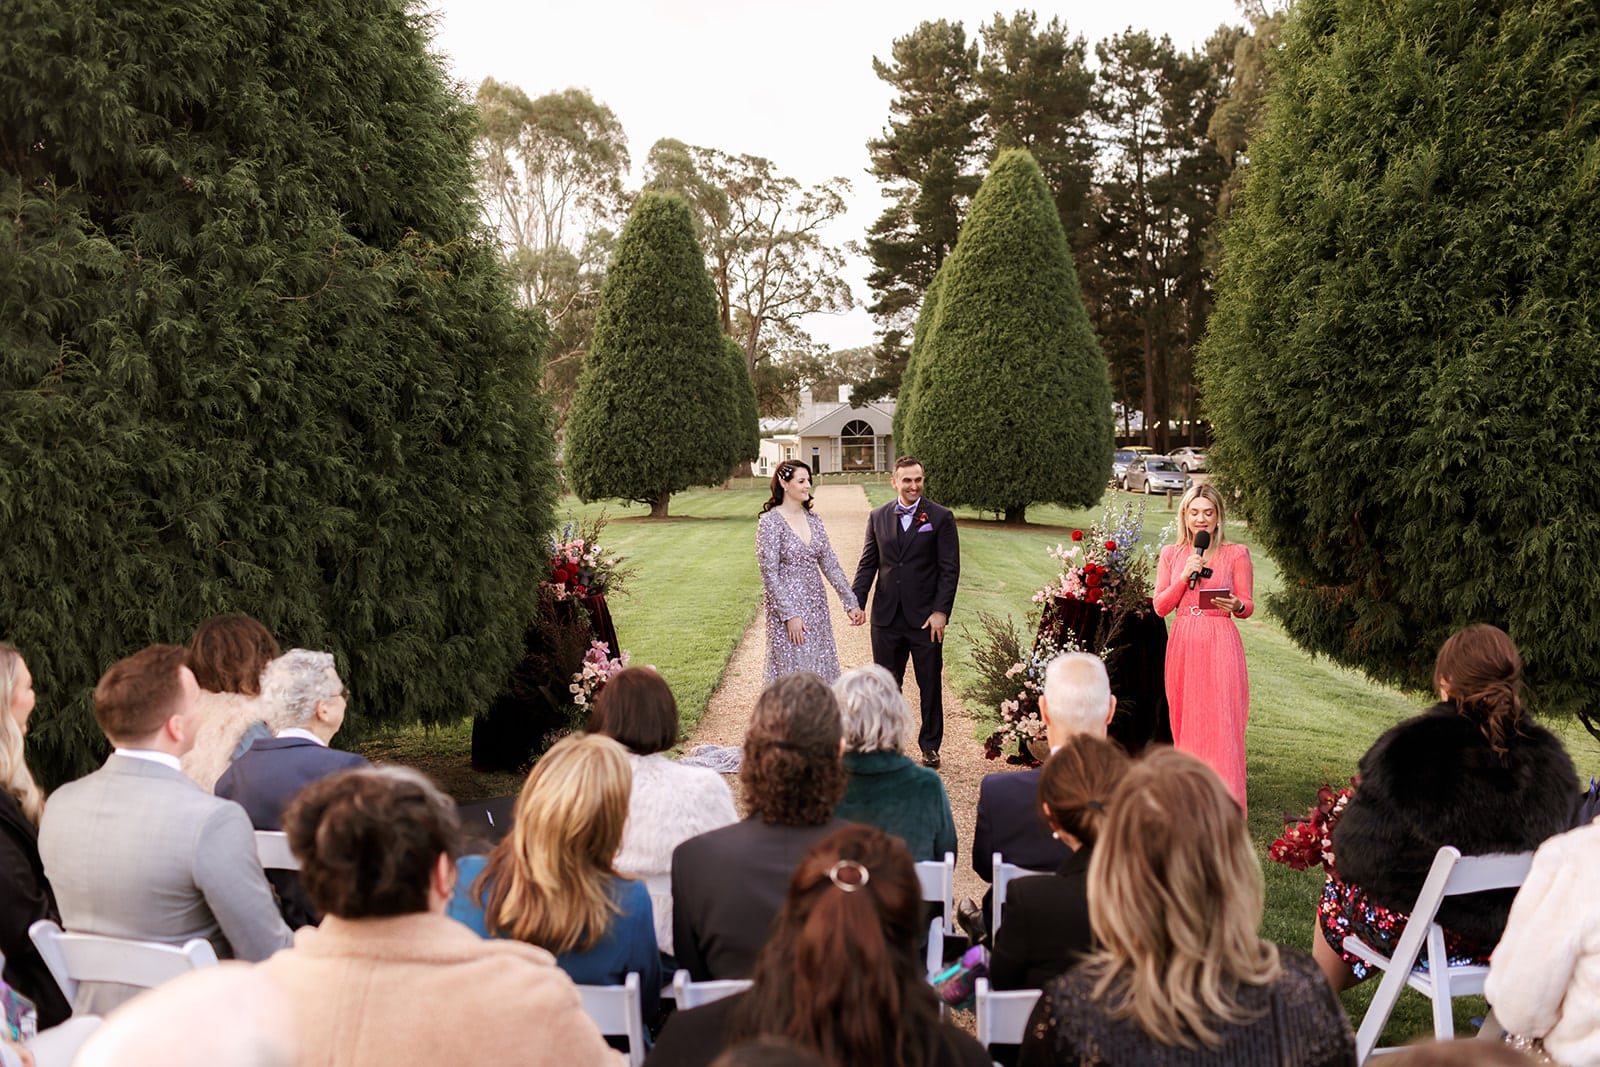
top-left (832, 664), bottom-right (957, 863)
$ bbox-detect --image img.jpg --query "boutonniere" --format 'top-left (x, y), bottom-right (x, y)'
top-left (915, 511), bottom-right (929, 526)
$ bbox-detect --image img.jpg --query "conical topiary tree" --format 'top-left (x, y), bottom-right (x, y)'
top-left (1199, 0), bottom-right (1600, 719)
top-left (720, 336), bottom-right (760, 473)
top-left (566, 193), bottom-right (744, 517)
top-left (1, 0), bottom-right (558, 784)
top-left (892, 264), bottom-right (948, 460)
top-left (902, 149), bottom-right (1112, 522)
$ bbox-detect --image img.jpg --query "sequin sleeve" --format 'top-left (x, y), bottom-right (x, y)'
top-left (757, 511), bottom-right (800, 621)
top-left (812, 514), bottom-right (860, 613)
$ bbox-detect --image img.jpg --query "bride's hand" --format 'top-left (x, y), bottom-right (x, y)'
top-left (847, 607), bottom-right (866, 626)
top-left (786, 617), bottom-right (806, 646)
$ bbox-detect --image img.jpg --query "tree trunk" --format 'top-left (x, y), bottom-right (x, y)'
top-left (649, 492), bottom-right (671, 519)
top-left (1004, 504), bottom-right (1027, 524)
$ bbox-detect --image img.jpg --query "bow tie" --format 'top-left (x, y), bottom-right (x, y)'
top-left (895, 503), bottom-right (917, 515)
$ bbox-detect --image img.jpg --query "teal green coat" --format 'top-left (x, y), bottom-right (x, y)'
top-left (835, 750), bottom-right (958, 862)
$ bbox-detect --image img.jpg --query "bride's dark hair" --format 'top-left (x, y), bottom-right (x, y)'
top-left (762, 460), bottom-right (813, 513)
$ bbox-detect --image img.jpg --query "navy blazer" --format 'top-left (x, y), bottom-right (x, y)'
top-left (214, 736), bottom-right (370, 830)
top-left (851, 498), bottom-right (960, 628)
top-left (972, 769), bottom-right (1071, 883)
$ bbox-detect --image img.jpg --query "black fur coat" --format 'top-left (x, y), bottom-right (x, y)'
top-left (1332, 702), bottom-right (1577, 947)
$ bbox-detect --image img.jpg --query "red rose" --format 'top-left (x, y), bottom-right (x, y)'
top-left (1086, 588), bottom-right (1102, 603)
top-left (1071, 530), bottom-right (1083, 541)
top-left (1086, 573), bottom-right (1102, 588)
top-left (1105, 540), bottom-right (1117, 551)
top-left (553, 567), bottom-right (570, 583)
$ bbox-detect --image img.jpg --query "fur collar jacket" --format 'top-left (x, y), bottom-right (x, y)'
top-left (1332, 702), bottom-right (1577, 947)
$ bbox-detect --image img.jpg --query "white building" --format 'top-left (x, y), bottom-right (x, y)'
top-left (756, 386), bottom-right (898, 475)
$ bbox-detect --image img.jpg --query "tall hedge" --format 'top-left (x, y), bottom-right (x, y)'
top-left (721, 336), bottom-right (760, 471)
top-left (892, 264), bottom-right (948, 460)
top-left (902, 150), bottom-right (1112, 521)
top-left (566, 193), bottom-right (743, 517)
top-left (1, 0), bottom-right (557, 783)
top-left (1199, 0), bottom-right (1600, 714)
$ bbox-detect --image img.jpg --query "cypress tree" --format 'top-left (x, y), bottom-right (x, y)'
top-left (903, 149), bottom-right (1112, 522)
top-left (566, 193), bottom-right (738, 517)
top-left (1, 0), bottom-right (557, 782)
top-left (892, 265), bottom-right (948, 461)
top-left (721, 337), bottom-right (760, 473)
top-left (1200, 0), bottom-right (1600, 715)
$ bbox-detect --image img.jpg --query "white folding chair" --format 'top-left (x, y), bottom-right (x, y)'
top-left (254, 830), bottom-right (299, 871)
top-left (28, 920), bottom-right (218, 1008)
top-left (975, 978), bottom-right (1043, 1054)
top-left (915, 852), bottom-right (956, 982)
top-left (671, 968), bottom-right (752, 1009)
top-left (577, 972), bottom-right (647, 1067)
top-left (1344, 846), bottom-right (1534, 1062)
top-left (991, 854), bottom-right (1050, 940)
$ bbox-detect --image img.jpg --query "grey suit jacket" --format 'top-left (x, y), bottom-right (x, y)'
top-left (38, 754), bottom-right (293, 1012)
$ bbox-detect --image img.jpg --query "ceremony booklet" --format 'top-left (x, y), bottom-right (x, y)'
top-left (1198, 587), bottom-right (1232, 610)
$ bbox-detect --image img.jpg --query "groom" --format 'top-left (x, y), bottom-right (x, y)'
top-left (853, 456), bottom-right (961, 768)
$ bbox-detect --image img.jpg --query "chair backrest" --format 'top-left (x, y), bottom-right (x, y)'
top-left (254, 830), bottom-right (299, 871)
top-left (975, 978), bottom-right (1043, 1049)
top-left (29, 920), bottom-right (218, 1007)
top-left (992, 854), bottom-right (1051, 938)
top-left (577, 972), bottom-right (646, 1067)
top-left (915, 852), bottom-right (955, 929)
top-left (671, 968), bottom-right (752, 1009)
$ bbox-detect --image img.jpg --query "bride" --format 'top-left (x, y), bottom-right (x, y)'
top-left (756, 461), bottom-right (865, 683)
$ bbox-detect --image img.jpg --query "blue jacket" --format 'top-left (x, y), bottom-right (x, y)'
top-left (214, 736), bottom-right (370, 830)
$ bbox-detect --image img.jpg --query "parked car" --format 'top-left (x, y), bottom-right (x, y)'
top-left (1124, 456), bottom-right (1189, 496)
top-left (1170, 446), bottom-right (1208, 472)
top-left (1112, 449), bottom-right (1142, 484)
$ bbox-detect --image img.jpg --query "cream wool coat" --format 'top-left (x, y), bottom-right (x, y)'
top-left (181, 690), bottom-right (268, 793)
top-left (1487, 819), bottom-right (1600, 1067)
top-left (615, 753), bottom-right (738, 956)
top-left (258, 912), bottom-right (621, 1067)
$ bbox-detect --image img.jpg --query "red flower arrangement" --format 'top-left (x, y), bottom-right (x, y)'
top-left (1268, 778), bottom-right (1357, 872)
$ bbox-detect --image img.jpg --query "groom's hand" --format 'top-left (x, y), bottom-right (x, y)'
top-left (922, 612), bottom-right (948, 643)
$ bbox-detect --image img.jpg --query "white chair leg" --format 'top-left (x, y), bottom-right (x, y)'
top-left (1356, 959), bottom-right (1412, 1064)
top-left (1427, 927), bottom-right (1454, 1041)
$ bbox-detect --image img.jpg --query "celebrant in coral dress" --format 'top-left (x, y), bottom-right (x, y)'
top-left (1153, 484), bottom-right (1253, 813)
top-left (756, 460), bottom-right (865, 683)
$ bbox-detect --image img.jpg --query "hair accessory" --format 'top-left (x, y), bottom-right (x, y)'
top-left (1085, 799), bottom-right (1104, 812)
top-left (779, 464), bottom-right (794, 480)
top-left (828, 859), bottom-right (871, 893)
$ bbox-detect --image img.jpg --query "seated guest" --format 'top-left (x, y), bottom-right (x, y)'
top-left (672, 672), bottom-right (849, 980)
top-left (260, 767), bottom-right (617, 1067)
top-left (832, 664), bottom-right (956, 862)
top-left (449, 732), bottom-right (660, 1026)
top-left (215, 649), bottom-right (368, 827)
top-left (1316, 624), bottom-right (1577, 991)
top-left (973, 653), bottom-right (1116, 908)
top-left (989, 734), bottom-right (1130, 991)
top-left (181, 614), bottom-right (279, 792)
top-left (38, 645), bottom-right (292, 1013)
top-left (588, 666), bottom-right (737, 959)
top-left (1019, 748), bottom-right (1355, 1066)
top-left (74, 964), bottom-right (296, 1067)
top-left (649, 824), bottom-right (989, 1067)
top-left (0, 643), bottom-right (70, 1028)
top-left (1484, 818), bottom-right (1600, 1067)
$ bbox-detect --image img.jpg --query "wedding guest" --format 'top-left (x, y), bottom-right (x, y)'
top-left (1019, 748), bottom-right (1355, 1066)
top-left (672, 673), bottom-right (849, 980)
top-left (0, 643), bottom-right (70, 1027)
top-left (449, 733), bottom-right (661, 1026)
top-left (181, 614), bottom-right (278, 791)
top-left (260, 767), bottom-right (617, 1067)
top-left (588, 667), bottom-right (737, 959)
top-left (833, 664), bottom-right (956, 862)
top-left (988, 734), bottom-right (1130, 991)
top-left (73, 964), bottom-right (296, 1067)
top-left (1152, 484), bottom-right (1254, 813)
top-left (1484, 818), bottom-right (1600, 1066)
top-left (648, 825), bottom-right (988, 1067)
top-left (1315, 624), bottom-right (1576, 991)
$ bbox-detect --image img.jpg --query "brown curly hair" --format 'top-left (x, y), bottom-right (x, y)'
top-left (741, 673), bottom-right (845, 826)
top-left (1433, 623), bottom-right (1528, 759)
top-left (187, 614), bottom-right (279, 695)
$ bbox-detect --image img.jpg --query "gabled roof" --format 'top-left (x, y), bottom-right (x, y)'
top-left (796, 401), bottom-right (895, 437)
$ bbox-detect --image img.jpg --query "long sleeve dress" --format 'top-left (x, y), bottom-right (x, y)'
top-left (757, 508), bottom-right (858, 683)
top-left (1153, 541), bottom-right (1253, 813)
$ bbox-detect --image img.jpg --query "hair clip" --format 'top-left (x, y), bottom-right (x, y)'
top-left (779, 465), bottom-right (794, 480)
top-left (828, 859), bottom-right (871, 892)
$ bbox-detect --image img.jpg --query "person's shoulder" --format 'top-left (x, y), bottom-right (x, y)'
top-left (674, 817), bottom-right (750, 858)
top-left (936, 1022), bottom-right (993, 1067)
top-left (979, 767), bottom-right (1039, 801)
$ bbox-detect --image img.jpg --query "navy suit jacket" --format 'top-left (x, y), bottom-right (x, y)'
top-left (214, 736), bottom-right (369, 830)
top-left (852, 498), bottom-right (960, 628)
top-left (972, 768), bottom-right (1071, 883)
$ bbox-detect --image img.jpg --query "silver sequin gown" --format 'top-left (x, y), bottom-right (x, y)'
top-left (757, 508), bottom-right (859, 683)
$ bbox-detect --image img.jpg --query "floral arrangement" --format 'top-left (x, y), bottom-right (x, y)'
top-left (979, 636), bottom-right (1088, 761)
top-left (1032, 501), bottom-right (1154, 614)
top-left (1268, 779), bottom-right (1358, 872)
top-left (569, 640), bottom-right (630, 710)
top-left (546, 516), bottom-right (632, 602)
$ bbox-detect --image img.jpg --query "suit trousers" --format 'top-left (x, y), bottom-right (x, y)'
top-left (871, 615), bottom-right (944, 752)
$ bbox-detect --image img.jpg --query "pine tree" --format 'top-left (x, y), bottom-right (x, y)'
top-left (721, 336), bottom-right (760, 472)
top-left (903, 150), bottom-right (1112, 522)
top-left (0, 0), bottom-right (559, 782)
top-left (565, 193), bottom-right (737, 517)
top-left (1200, 0), bottom-right (1600, 716)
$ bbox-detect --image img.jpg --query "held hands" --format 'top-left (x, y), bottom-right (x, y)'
top-left (847, 607), bottom-right (866, 626)
top-left (922, 611), bottom-right (948, 643)
top-left (786, 617), bottom-right (806, 646)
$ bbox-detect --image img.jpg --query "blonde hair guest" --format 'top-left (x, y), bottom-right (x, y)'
top-left (447, 732), bottom-right (661, 1025)
top-left (1019, 748), bottom-right (1354, 1064)
top-left (0, 643), bottom-right (42, 824)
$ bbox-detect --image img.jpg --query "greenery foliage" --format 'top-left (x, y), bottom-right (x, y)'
top-left (1200, 0), bottom-right (1600, 716)
top-left (565, 193), bottom-right (746, 517)
top-left (902, 150), bottom-right (1112, 522)
top-left (0, 0), bottom-right (558, 783)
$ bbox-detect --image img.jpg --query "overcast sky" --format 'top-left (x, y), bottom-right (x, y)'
top-left (424, 0), bottom-right (1248, 350)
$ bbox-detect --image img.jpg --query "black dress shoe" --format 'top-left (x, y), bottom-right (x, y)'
top-left (921, 749), bottom-right (941, 769)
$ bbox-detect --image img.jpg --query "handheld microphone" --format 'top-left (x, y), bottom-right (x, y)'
top-left (1188, 530), bottom-right (1212, 589)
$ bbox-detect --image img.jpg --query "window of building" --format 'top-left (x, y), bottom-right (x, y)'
top-left (840, 419), bottom-right (876, 471)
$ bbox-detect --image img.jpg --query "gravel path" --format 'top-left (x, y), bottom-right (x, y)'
top-left (689, 482), bottom-right (997, 909)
